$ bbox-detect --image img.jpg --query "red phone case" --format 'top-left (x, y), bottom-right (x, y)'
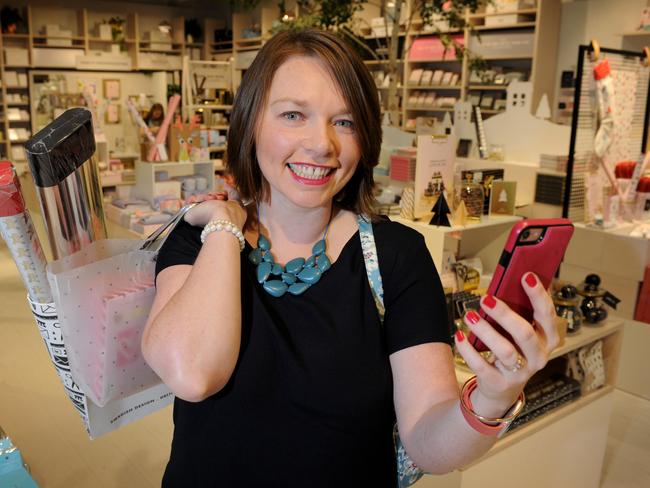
top-left (468, 218), bottom-right (574, 352)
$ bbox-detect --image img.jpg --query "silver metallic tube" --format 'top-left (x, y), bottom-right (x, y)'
top-left (25, 108), bottom-right (106, 259)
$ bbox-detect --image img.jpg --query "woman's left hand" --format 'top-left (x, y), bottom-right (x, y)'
top-left (454, 272), bottom-right (563, 417)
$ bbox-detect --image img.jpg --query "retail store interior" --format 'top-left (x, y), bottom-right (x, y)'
top-left (1, 0), bottom-right (650, 486)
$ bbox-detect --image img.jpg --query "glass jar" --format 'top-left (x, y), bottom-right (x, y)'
top-left (454, 174), bottom-right (484, 221)
top-left (553, 285), bottom-right (583, 334)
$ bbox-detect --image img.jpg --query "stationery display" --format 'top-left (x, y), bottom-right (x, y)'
top-left (414, 134), bottom-right (455, 219)
top-left (508, 375), bottom-right (582, 433)
top-left (489, 181), bottom-right (517, 215)
top-left (454, 174), bottom-right (484, 221)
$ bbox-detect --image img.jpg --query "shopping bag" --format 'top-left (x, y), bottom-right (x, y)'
top-left (32, 205), bottom-right (192, 436)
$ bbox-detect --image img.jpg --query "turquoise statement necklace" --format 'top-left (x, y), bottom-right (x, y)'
top-left (248, 222), bottom-right (331, 297)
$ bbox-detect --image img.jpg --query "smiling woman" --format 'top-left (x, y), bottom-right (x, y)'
top-left (226, 29), bottom-right (382, 216)
top-left (141, 28), bottom-right (562, 488)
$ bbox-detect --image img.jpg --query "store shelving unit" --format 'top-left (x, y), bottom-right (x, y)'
top-left (1, 5), bottom-right (233, 73)
top-left (356, 0), bottom-right (561, 131)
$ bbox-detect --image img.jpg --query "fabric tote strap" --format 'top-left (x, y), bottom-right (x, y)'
top-left (357, 215), bottom-right (385, 324)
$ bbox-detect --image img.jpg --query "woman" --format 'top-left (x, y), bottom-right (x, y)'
top-left (142, 29), bottom-right (560, 486)
top-left (143, 102), bottom-right (165, 136)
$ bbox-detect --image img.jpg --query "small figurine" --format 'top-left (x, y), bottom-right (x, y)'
top-left (429, 184), bottom-right (452, 227)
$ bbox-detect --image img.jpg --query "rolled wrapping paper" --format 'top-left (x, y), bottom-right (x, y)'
top-left (0, 161), bottom-right (52, 302)
top-left (25, 107), bottom-right (106, 260)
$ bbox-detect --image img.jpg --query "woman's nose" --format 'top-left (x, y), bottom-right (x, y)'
top-left (303, 121), bottom-right (336, 160)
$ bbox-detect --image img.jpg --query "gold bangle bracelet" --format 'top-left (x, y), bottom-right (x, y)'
top-left (460, 376), bottom-right (526, 425)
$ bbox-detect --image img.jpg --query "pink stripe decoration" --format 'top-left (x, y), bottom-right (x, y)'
top-left (147, 94), bottom-right (181, 162)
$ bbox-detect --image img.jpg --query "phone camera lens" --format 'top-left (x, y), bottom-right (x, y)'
top-left (522, 230), bottom-right (530, 240)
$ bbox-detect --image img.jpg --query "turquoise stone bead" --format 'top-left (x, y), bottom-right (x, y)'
top-left (317, 254), bottom-right (331, 272)
top-left (305, 255), bottom-right (316, 268)
top-left (288, 282), bottom-right (310, 295)
top-left (297, 267), bottom-right (321, 284)
top-left (263, 280), bottom-right (288, 297)
top-left (271, 264), bottom-right (283, 275)
top-left (282, 273), bottom-right (297, 285)
top-left (285, 257), bottom-right (305, 274)
top-left (248, 248), bottom-right (262, 265)
top-left (262, 252), bottom-right (274, 263)
top-left (312, 239), bottom-right (326, 256)
top-left (258, 235), bottom-right (271, 251)
top-left (256, 262), bottom-right (272, 283)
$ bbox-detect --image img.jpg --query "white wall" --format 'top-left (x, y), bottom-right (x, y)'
top-left (555, 0), bottom-right (649, 91)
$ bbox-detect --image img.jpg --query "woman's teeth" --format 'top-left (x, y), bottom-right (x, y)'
top-left (288, 164), bottom-right (333, 180)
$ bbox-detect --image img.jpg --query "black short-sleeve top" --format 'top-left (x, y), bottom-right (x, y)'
top-left (155, 217), bottom-right (450, 487)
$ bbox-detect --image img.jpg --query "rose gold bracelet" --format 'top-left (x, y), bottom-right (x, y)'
top-left (459, 376), bottom-right (525, 436)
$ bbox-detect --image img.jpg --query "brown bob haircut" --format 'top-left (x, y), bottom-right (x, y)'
top-left (226, 28), bottom-right (382, 217)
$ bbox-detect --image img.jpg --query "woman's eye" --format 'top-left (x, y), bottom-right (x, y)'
top-left (335, 119), bottom-right (354, 129)
top-left (282, 111), bottom-right (302, 121)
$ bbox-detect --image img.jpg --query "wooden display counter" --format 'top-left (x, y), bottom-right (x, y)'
top-left (416, 319), bottom-right (623, 488)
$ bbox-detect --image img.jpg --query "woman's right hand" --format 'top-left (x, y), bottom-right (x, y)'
top-left (184, 188), bottom-right (248, 230)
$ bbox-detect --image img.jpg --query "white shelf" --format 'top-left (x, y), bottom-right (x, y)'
top-left (392, 214), bottom-right (521, 234)
top-left (406, 85), bottom-right (462, 90)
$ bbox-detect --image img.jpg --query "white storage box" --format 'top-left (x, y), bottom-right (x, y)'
top-left (143, 30), bottom-right (172, 51)
top-left (98, 24), bottom-right (112, 40)
top-left (33, 48), bottom-right (84, 67)
top-left (485, 14), bottom-right (526, 27)
top-left (469, 32), bottom-right (534, 58)
top-left (486, 0), bottom-right (536, 13)
top-left (76, 52), bottom-right (132, 71)
top-left (4, 47), bottom-right (29, 66)
top-left (138, 53), bottom-right (181, 70)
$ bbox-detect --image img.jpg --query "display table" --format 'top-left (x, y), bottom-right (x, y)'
top-left (415, 319), bottom-right (623, 488)
top-left (391, 215), bottom-right (521, 272)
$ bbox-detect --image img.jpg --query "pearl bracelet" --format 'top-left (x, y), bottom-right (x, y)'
top-left (200, 219), bottom-right (246, 251)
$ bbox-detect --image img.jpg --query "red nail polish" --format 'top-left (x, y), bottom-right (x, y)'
top-left (525, 273), bottom-right (537, 288)
top-left (483, 295), bottom-right (497, 309)
top-left (455, 330), bottom-right (465, 342)
top-left (466, 310), bottom-right (480, 325)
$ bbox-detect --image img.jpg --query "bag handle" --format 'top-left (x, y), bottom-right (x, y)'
top-left (139, 203), bottom-right (197, 251)
top-left (357, 215), bottom-right (386, 323)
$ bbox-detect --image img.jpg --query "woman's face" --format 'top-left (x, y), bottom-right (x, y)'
top-left (255, 55), bottom-right (361, 210)
top-left (152, 107), bottom-right (163, 119)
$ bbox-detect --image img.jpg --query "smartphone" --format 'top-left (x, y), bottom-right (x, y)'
top-left (468, 218), bottom-right (574, 352)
